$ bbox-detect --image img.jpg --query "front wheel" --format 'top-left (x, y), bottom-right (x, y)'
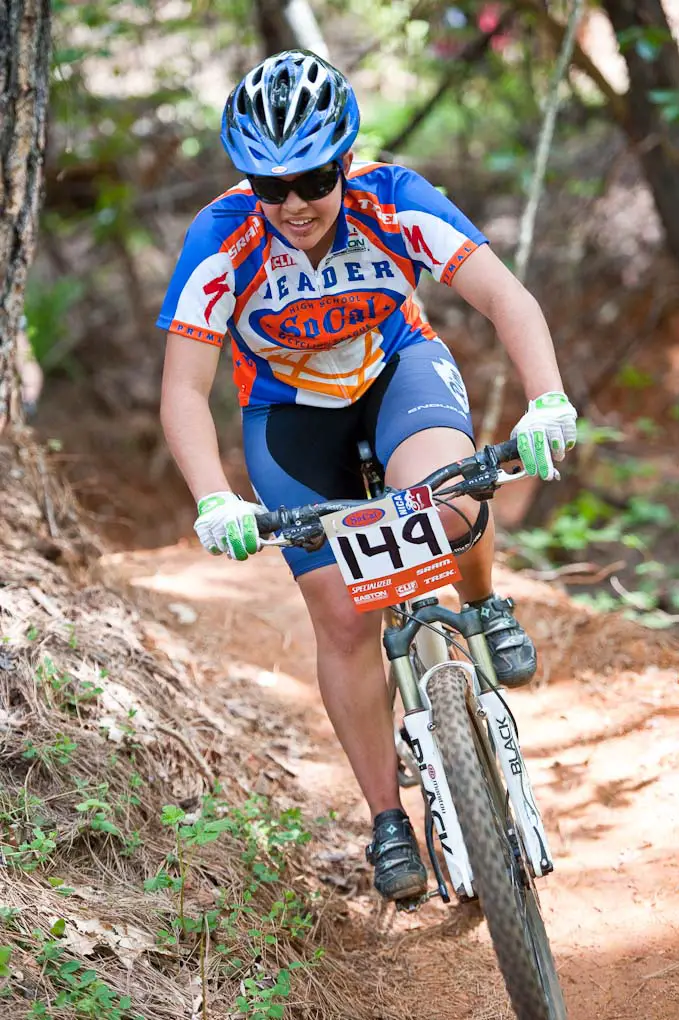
top-left (428, 665), bottom-right (567, 1020)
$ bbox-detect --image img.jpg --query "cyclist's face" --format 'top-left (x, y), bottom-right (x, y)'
top-left (260, 151), bottom-right (353, 261)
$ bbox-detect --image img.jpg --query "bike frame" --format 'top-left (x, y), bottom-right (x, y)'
top-left (383, 600), bottom-right (554, 902)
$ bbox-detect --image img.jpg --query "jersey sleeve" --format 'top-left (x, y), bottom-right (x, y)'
top-left (156, 208), bottom-right (235, 348)
top-left (393, 167), bottom-right (489, 287)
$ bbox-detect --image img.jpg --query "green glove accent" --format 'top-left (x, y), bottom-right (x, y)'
top-left (533, 430), bottom-right (550, 481)
top-left (198, 494), bottom-right (228, 515)
top-left (226, 520), bottom-right (248, 561)
top-left (242, 514), bottom-right (259, 556)
top-left (517, 432), bottom-right (536, 476)
top-left (535, 392), bottom-right (568, 411)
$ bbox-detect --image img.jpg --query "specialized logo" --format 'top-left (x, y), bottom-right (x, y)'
top-left (250, 292), bottom-right (398, 349)
top-left (432, 358), bottom-right (470, 413)
top-left (203, 272), bottom-right (231, 325)
top-left (271, 165), bottom-right (288, 175)
top-left (392, 488), bottom-right (426, 518)
top-left (342, 507), bottom-right (386, 528)
top-left (402, 223), bottom-right (442, 265)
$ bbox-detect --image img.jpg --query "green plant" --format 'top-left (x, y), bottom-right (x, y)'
top-left (29, 932), bottom-right (145, 1019)
top-left (22, 732), bottom-right (78, 767)
top-left (76, 797), bottom-right (121, 837)
top-left (1, 827), bottom-right (57, 872)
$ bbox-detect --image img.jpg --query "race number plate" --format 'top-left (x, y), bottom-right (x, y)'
top-left (321, 485), bottom-right (462, 612)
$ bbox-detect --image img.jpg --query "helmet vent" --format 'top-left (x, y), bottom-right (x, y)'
top-left (252, 65), bottom-right (264, 86)
top-left (297, 87), bottom-right (311, 118)
top-left (307, 61), bottom-right (319, 83)
top-left (296, 142), bottom-right (312, 158)
top-left (331, 115), bottom-right (348, 145)
top-left (316, 80), bottom-right (331, 112)
top-left (236, 86), bottom-right (247, 116)
top-left (253, 90), bottom-right (266, 125)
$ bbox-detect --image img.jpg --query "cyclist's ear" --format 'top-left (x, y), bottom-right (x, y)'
top-left (342, 150), bottom-right (354, 176)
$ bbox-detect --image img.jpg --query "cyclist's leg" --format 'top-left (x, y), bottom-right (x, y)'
top-left (296, 564), bottom-right (398, 815)
top-left (367, 341), bottom-right (537, 685)
top-left (244, 404), bottom-right (405, 815)
top-left (386, 426), bottom-right (495, 603)
top-left (244, 403), bottom-right (427, 898)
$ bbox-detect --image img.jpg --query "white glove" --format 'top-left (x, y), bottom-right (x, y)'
top-left (511, 391), bottom-right (578, 481)
top-left (193, 491), bottom-right (263, 560)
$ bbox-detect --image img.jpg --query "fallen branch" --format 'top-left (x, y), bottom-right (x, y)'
top-left (156, 722), bottom-right (215, 788)
top-left (523, 559), bottom-right (626, 584)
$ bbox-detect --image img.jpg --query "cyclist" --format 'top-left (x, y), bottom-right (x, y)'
top-left (158, 50), bottom-right (577, 903)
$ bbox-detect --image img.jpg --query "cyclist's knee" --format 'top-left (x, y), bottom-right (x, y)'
top-left (299, 567), bottom-right (380, 656)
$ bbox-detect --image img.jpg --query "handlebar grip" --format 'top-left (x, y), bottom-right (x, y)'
top-left (254, 510), bottom-right (281, 537)
top-left (492, 437), bottom-right (520, 463)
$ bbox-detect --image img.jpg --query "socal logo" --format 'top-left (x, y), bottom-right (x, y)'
top-left (342, 507), bottom-right (386, 528)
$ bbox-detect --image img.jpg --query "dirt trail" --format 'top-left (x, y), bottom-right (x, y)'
top-left (107, 542), bottom-right (679, 1020)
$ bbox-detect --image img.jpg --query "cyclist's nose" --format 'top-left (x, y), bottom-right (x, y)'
top-left (281, 190), bottom-right (308, 214)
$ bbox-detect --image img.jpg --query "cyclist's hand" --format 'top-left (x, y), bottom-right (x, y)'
top-left (193, 491), bottom-right (263, 560)
top-left (511, 392), bottom-right (578, 481)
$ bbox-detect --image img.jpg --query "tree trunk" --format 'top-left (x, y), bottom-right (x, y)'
top-left (600, 0), bottom-right (679, 261)
top-left (254, 0), bottom-right (328, 60)
top-left (0, 0), bottom-right (51, 433)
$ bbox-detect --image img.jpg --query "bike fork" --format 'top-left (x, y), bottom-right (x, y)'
top-left (402, 706), bottom-right (475, 900)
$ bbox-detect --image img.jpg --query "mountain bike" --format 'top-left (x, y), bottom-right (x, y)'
top-left (254, 438), bottom-right (567, 1020)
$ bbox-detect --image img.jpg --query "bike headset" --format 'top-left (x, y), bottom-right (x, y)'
top-left (220, 49), bottom-right (361, 199)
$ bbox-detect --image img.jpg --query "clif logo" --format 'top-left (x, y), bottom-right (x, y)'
top-left (395, 580), bottom-right (418, 598)
top-left (342, 507), bottom-right (386, 529)
top-left (271, 253), bottom-right (296, 270)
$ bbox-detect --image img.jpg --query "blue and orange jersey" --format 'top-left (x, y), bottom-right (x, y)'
top-left (157, 162), bottom-right (488, 408)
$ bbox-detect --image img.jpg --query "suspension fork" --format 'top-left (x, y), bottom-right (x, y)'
top-left (388, 644), bottom-right (475, 900)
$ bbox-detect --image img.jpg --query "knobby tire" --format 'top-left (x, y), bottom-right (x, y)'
top-left (428, 665), bottom-right (567, 1020)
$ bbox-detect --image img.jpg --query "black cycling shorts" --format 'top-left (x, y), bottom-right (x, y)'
top-left (243, 340), bottom-right (474, 577)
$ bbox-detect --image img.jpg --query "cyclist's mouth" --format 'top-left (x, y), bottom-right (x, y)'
top-left (283, 218), bottom-right (317, 238)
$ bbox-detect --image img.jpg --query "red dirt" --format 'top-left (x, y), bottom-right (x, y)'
top-left (107, 542), bottom-right (679, 1020)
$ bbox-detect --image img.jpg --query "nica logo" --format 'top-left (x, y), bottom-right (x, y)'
top-left (342, 507), bottom-right (386, 529)
top-left (392, 488), bottom-right (426, 518)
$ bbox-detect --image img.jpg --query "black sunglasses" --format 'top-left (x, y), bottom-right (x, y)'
top-left (248, 162), bottom-right (342, 205)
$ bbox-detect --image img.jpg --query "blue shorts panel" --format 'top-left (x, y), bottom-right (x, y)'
top-left (243, 339), bottom-right (474, 579)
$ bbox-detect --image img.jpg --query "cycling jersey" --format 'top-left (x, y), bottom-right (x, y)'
top-left (157, 162), bottom-right (488, 408)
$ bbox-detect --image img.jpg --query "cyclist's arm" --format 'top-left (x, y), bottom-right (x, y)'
top-left (161, 334), bottom-right (232, 502)
top-left (451, 244), bottom-right (563, 400)
top-left (392, 167), bottom-right (563, 400)
top-left (157, 207), bottom-right (238, 502)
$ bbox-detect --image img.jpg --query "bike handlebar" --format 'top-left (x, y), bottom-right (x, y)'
top-left (254, 438), bottom-right (520, 543)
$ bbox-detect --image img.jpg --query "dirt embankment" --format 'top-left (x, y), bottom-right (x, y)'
top-left (3, 433), bottom-right (679, 1019)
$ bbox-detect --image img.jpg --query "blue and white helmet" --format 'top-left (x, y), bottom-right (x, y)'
top-left (221, 50), bottom-right (360, 176)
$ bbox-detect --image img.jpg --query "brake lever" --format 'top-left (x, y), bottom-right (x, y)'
top-left (496, 467), bottom-right (528, 485)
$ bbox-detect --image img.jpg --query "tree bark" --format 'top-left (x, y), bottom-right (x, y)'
top-left (600, 0), bottom-right (679, 261)
top-left (0, 0), bottom-right (51, 433)
top-left (254, 0), bottom-right (328, 60)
